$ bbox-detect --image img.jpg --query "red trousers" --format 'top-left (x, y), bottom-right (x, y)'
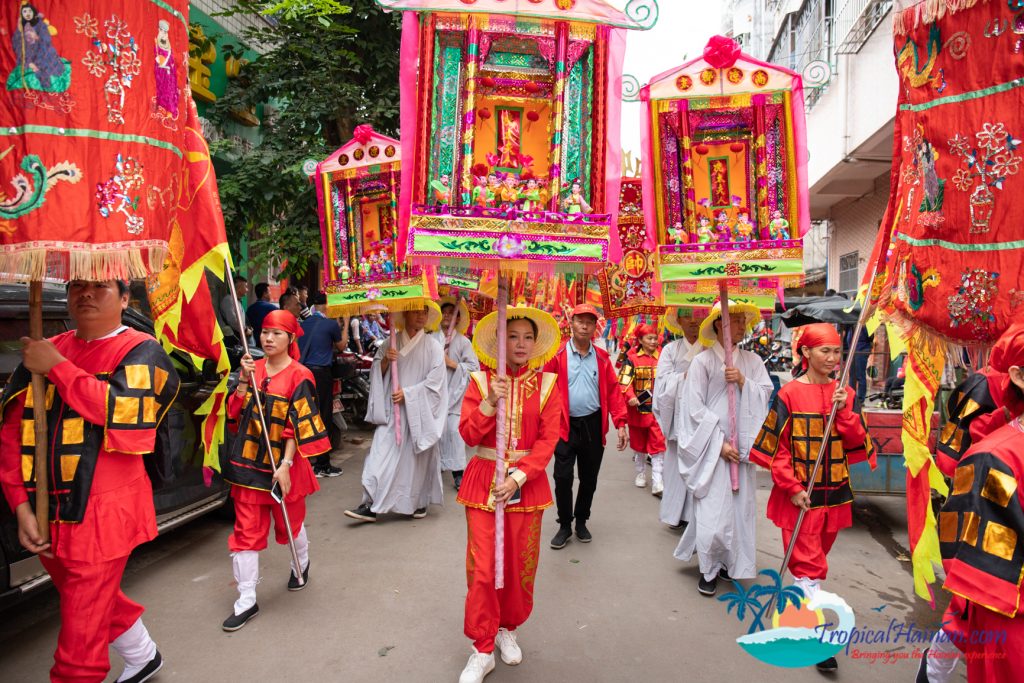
top-left (782, 527), bottom-right (838, 581)
top-left (228, 494), bottom-right (306, 552)
top-left (40, 554), bottom-right (144, 683)
top-left (464, 507), bottom-right (543, 653)
top-left (628, 422), bottom-right (666, 455)
top-left (964, 603), bottom-right (1024, 681)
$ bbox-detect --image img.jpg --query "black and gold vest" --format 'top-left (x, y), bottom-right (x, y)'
top-left (618, 351), bottom-right (657, 414)
top-left (1, 332), bottom-right (180, 523)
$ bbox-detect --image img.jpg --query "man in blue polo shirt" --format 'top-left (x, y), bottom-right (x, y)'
top-left (245, 282), bottom-right (278, 341)
top-left (295, 292), bottom-right (349, 478)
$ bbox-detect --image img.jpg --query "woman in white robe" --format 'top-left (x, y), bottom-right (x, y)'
top-left (672, 302), bottom-right (772, 594)
top-left (344, 305), bottom-right (448, 521)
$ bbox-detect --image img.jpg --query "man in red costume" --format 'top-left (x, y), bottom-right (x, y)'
top-left (1, 279), bottom-right (179, 683)
top-left (750, 323), bottom-right (876, 673)
top-left (618, 324), bottom-right (667, 496)
top-left (543, 303), bottom-right (627, 549)
top-left (455, 305), bottom-right (562, 683)
top-left (937, 321), bottom-right (1024, 682)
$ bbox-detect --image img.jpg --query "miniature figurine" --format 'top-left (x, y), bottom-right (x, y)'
top-left (714, 210), bottom-right (733, 242)
top-left (358, 257), bottom-right (370, 278)
top-left (561, 178), bottom-right (592, 214)
top-left (430, 174), bottom-right (452, 205)
top-left (769, 209), bottom-right (791, 240)
top-left (340, 263), bottom-right (351, 281)
top-left (499, 174), bottom-right (520, 207)
top-left (382, 253), bottom-right (395, 274)
top-left (667, 221), bottom-right (687, 244)
top-left (486, 173), bottom-right (501, 207)
top-left (520, 176), bottom-right (542, 212)
top-left (696, 215), bottom-right (715, 244)
top-left (734, 212), bottom-right (754, 242)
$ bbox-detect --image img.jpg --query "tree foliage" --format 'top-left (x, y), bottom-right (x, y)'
top-left (210, 0), bottom-right (401, 280)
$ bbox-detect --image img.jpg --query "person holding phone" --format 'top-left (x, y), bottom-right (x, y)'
top-left (455, 306), bottom-right (562, 683)
top-left (221, 310), bottom-right (332, 632)
top-left (618, 323), bottom-right (668, 496)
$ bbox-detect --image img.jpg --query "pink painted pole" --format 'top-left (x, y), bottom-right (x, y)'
top-left (494, 278), bottom-right (508, 589)
top-left (718, 280), bottom-right (740, 492)
top-left (444, 292), bottom-right (461, 350)
top-left (390, 325), bottom-right (402, 447)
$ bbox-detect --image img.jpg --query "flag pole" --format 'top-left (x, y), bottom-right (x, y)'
top-left (225, 259), bottom-right (304, 587)
top-left (494, 276), bottom-right (509, 589)
top-left (718, 280), bottom-right (740, 493)
top-left (763, 261), bottom-right (879, 619)
top-left (28, 280), bottom-right (49, 543)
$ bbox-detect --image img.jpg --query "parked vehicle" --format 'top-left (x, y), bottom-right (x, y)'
top-left (0, 283), bottom-right (245, 609)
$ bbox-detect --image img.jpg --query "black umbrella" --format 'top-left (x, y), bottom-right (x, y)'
top-left (780, 295), bottom-right (862, 327)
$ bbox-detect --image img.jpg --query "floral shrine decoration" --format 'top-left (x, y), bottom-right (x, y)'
top-left (596, 178), bottom-right (662, 318)
top-left (378, 0), bottom-right (658, 276)
top-left (640, 35), bottom-right (809, 312)
top-left (316, 124), bottom-right (433, 315)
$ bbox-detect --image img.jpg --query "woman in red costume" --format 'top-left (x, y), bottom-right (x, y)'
top-left (750, 323), bottom-right (876, 673)
top-left (456, 305), bottom-right (562, 683)
top-left (221, 309), bottom-right (331, 631)
top-left (618, 323), bottom-right (667, 496)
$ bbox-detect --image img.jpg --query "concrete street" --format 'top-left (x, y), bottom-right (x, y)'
top-left (0, 430), bottom-right (959, 682)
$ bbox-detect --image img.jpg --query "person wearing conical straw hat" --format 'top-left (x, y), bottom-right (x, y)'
top-left (618, 323), bottom-right (668, 495)
top-left (655, 307), bottom-right (706, 530)
top-left (456, 305), bottom-right (562, 683)
top-left (433, 296), bottom-right (480, 492)
top-left (672, 299), bottom-right (773, 597)
top-left (344, 302), bottom-right (447, 522)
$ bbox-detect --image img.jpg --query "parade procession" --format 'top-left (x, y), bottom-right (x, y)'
top-left (2, 0), bottom-right (1024, 681)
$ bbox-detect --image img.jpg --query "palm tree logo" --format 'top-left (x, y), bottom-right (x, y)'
top-left (717, 569), bottom-right (805, 634)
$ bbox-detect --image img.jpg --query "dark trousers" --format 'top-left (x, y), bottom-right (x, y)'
top-left (553, 411), bottom-right (604, 527)
top-left (307, 365), bottom-right (338, 468)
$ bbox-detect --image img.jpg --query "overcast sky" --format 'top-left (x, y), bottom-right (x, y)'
top-left (617, 1), bottom-right (726, 165)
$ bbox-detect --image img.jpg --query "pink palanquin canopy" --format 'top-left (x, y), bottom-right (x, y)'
top-left (375, 0), bottom-right (657, 29)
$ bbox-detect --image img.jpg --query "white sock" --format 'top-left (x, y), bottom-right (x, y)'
top-left (925, 630), bottom-right (962, 683)
top-left (793, 576), bottom-right (820, 601)
top-left (291, 524), bottom-right (310, 575)
top-left (634, 451), bottom-right (646, 474)
top-left (232, 550), bottom-right (260, 615)
top-left (112, 618), bottom-right (157, 681)
top-left (651, 453), bottom-right (664, 482)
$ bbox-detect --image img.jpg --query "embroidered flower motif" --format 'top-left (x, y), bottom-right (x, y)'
top-left (900, 166), bottom-right (919, 186)
top-left (495, 233), bottom-right (524, 258)
top-left (82, 52), bottom-right (106, 78)
top-left (903, 128), bottom-right (923, 152)
top-left (992, 152), bottom-right (1021, 178)
top-left (948, 133), bottom-right (970, 157)
top-left (74, 13), bottom-right (99, 38)
top-left (976, 122), bottom-right (1008, 153)
top-left (366, 288), bottom-right (382, 300)
top-left (952, 168), bottom-right (973, 192)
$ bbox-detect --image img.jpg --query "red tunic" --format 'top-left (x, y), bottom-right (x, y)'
top-left (618, 348), bottom-right (666, 454)
top-left (457, 366), bottom-right (561, 512)
top-left (225, 359), bottom-right (331, 506)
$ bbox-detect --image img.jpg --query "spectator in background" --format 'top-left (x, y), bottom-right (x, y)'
top-left (846, 327), bottom-right (872, 411)
top-left (349, 316), bottom-right (365, 355)
top-left (364, 312), bottom-right (386, 341)
top-left (296, 284), bottom-right (315, 320)
top-left (219, 275), bottom-right (249, 343)
top-left (279, 291), bottom-right (302, 319)
top-left (246, 283), bottom-right (278, 341)
top-left (298, 293), bottom-right (348, 478)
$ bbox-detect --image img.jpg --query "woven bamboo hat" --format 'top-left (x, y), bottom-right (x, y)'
top-left (472, 305), bottom-right (561, 370)
top-left (697, 300), bottom-right (761, 347)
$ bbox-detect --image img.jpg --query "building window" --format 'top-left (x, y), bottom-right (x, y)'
top-left (839, 251), bottom-right (859, 295)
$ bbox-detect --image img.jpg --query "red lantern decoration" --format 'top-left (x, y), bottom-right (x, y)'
top-left (360, 196), bottom-right (371, 204)
top-left (524, 81), bottom-right (540, 93)
top-left (480, 76), bottom-right (495, 88)
top-left (527, 111), bottom-right (540, 122)
top-left (478, 107), bottom-right (492, 120)
top-left (729, 142), bottom-right (744, 154)
top-left (695, 144), bottom-right (710, 156)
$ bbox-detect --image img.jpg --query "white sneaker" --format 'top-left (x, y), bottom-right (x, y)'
top-left (634, 471), bottom-right (646, 488)
top-left (458, 649), bottom-right (495, 683)
top-left (651, 478), bottom-right (664, 497)
top-left (494, 628), bottom-right (522, 665)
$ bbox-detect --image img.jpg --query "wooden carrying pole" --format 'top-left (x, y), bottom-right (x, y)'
top-left (29, 281), bottom-right (49, 543)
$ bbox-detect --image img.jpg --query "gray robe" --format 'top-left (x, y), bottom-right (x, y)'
top-left (654, 337), bottom-right (702, 526)
top-left (360, 329), bottom-right (448, 514)
top-left (431, 330), bottom-right (479, 471)
top-left (672, 344), bottom-right (772, 579)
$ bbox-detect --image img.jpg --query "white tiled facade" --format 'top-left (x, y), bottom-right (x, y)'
top-left (190, 0), bottom-right (274, 39)
top-left (826, 176), bottom-right (890, 294)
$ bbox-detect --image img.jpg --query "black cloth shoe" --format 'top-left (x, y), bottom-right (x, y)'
top-left (668, 519), bottom-right (687, 531)
top-left (915, 649), bottom-right (929, 683)
top-left (288, 562), bottom-right (309, 591)
top-left (575, 522), bottom-right (592, 543)
top-left (697, 575), bottom-right (718, 596)
top-left (412, 507), bottom-right (427, 519)
top-left (344, 503), bottom-right (376, 522)
top-left (718, 568), bottom-right (732, 582)
top-left (118, 651), bottom-right (163, 683)
top-left (550, 526), bottom-right (572, 549)
top-left (319, 465), bottom-right (343, 478)
top-left (815, 657), bottom-right (838, 673)
top-left (222, 603), bottom-right (259, 632)
top-left (452, 470), bottom-right (464, 491)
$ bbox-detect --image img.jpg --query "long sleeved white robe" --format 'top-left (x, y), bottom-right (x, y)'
top-left (360, 329), bottom-right (448, 514)
top-left (654, 337), bottom-right (702, 526)
top-left (431, 330), bottom-right (479, 472)
top-left (672, 343), bottom-right (772, 580)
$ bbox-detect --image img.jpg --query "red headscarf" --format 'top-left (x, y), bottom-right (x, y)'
top-left (261, 309), bottom-right (303, 360)
top-left (634, 323), bottom-right (658, 343)
top-left (792, 323), bottom-right (842, 371)
top-left (989, 322), bottom-right (1024, 373)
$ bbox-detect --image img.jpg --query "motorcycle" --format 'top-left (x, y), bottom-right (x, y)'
top-left (333, 348), bottom-right (373, 429)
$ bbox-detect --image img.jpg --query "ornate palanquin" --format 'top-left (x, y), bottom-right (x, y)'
top-left (315, 125), bottom-right (433, 316)
top-left (597, 178), bottom-right (662, 318)
top-left (640, 36), bottom-right (809, 310)
top-left (378, 0), bottom-right (658, 275)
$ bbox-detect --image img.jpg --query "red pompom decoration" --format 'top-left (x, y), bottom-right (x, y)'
top-left (695, 144), bottom-right (710, 156)
top-left (524, 81), bottom-right (540, 93)
top-left (352, 124), bottom-right (374, 145)
top-left (478, 107), bottom-right (492, 119)
top-left (360, 196), bottom-right (370, 204)
top-left (729, 142), bottom-right (744, 154)
top-left (703, 35), bottom-right (742, 70)
top-left (480, 76), bottom-right (495, 88)
top-left (527, 110), bottom-right (540, 122)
